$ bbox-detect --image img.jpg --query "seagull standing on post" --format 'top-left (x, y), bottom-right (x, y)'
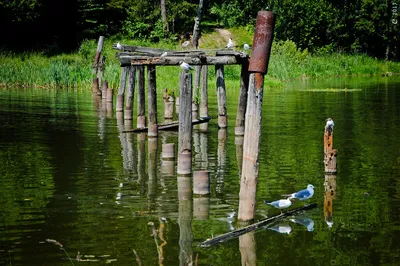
top-left (116, 42), bottom-right (124, 50)
top-left (179, 61), bottom-right (193, 72)
top-left (325, 118), bottom-right (335, 131)
top-left (226, 38), bottom-right (233, 49)
top-left (243, 43), bottom-right (250, 50)
top-left (282, 184), bottom-right (315, 201)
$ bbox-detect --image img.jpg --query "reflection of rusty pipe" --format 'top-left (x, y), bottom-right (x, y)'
top-left (324, 175), bottom-right (336, 228)
top-left (248, 11), bottom-right (275, 74)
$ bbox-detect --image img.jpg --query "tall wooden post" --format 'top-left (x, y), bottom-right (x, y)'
top-left (324, 120), bottom-right (337, 173)
top-left (147, 65), bottom-right (158, 137)
top-left (116, 67), bottom-right (128, 112)
top-left (238, 11), bottom-right (275, 221)
top-left (124, 66), bottom-right (136, 120)
top-left (177, 72), bottom-right (192, 175)
top-left (216, 65), bottom-right (227, 128)
top-left (200, 65), bottom-right (208, 118)
top-left (92, 36), bottom-right (105, 91)
top-left (137, 66), bottom-right (146, 128)
top-left (101, 80), bottom-right (108, 99)
top-left (235, 59), bottom-right (250, 135)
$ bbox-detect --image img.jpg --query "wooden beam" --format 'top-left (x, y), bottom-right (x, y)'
top-left (199, 204), bottom-right (317, 248)
top-left (113, 44), bottom-right (172, 54)
top-left (119, 55), bottom-right (241, 67)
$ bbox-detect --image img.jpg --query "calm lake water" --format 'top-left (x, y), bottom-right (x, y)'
top-left (1, 76), bottom-right (400, 265)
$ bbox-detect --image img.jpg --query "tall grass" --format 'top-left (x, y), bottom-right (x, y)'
top-left (1, 33), bottom-right (399, 90)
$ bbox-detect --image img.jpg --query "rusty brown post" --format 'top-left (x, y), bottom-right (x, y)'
top-left (235, 59), bottom-right (250, 135)
top-left (238, 11), bottom-right (275, 222)
top-left (147, 65), bottom-right (158, 137)
top-left (324, 119), bottom-right (337, 173)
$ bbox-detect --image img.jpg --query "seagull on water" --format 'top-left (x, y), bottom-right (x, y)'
top-left (116, 42), bottom-right (124, 50)
top-left (264, 198), bottom-right (292, 214)
top-left (282, 184), bottom-right (315, 201)
top-left (243, 43), bottom-right (250, 50)
top-left (290, 216), bottom-right (314, 231)
top-left (179, 61), bottom-right (193, 72)
top-left (268, 224), bottom-right (292, 234)
top-left (325, 118), bottom-right (335, 131)
top-left (226, 38), bottom-right (233, 49)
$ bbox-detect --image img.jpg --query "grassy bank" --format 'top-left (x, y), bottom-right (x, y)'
top-left (1, 29), bottom-right (400, 91)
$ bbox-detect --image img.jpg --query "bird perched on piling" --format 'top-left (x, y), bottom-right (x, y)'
top-left (226, 38), bottom-right (233, 49)
top-left (243, 43), bottom-right (250, 50)
top-left (282, 184), bottom-right (315, 201)
top-left (325, 118), bottom-right (335, 131)
top-left (179, 61), bottom-right (193, 72)
top-left (116, 42), bottom-right (124, 50)
top-left (264, 198), bottom-right (292, 214)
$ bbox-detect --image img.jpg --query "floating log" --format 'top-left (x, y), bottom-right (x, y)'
top-left (122, 117), bottom-right (211, 133)
top-left (198, 204), bottom-right (317, 247)
top-left (119, 55), bottom-right (241, 67)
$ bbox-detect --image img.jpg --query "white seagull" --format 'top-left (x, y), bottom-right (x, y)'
top-left (226, 38), bottom-right (233, 49)
top-left (243, 43), bottom-right (250, 50)
top-left (116, 42), bottom-right (124, 50)
top-left (181, 40), bottom-right (191, 49)
top-left (325, 118), bottom-right (335, 131)
top-left (282, 184), bottom-right (315, 201)
top-left (179, 61), bottom-right (193, 72)
top-left (264, 198), bottom-right (292, 214)
top-left (160, 52), bottom-right (168, 58)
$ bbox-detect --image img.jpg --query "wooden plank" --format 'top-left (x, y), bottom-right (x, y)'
top-left (122, 117), bottom-right (211, 133)
top-left (216, 50), bottom-right (248, 57)
top-left (199, 204), bottom-right (317, 248)
top-left (116, 51), bottom-right (206, 57)
top-left (113, 44), bottom-right (172, 54)
top-left (119, 55), bottom-right (240, 67)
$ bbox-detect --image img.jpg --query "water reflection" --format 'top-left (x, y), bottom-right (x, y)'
top-left (267, 224), bottom-right (292, 234)
top-left (289, 216), bottom-right (314, 231)
top-left (324, 174), bottom-right (336, 228)
top-left (239, 231), bottom-right (256, 266)
top-left (178, 176), bottom-right (193, 266)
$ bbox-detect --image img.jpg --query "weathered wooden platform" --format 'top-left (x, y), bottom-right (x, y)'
top-left (122, 116), bottom-right (211, 133)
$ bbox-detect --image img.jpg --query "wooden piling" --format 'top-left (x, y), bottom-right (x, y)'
top-left (177, 72), bottom-right (192, 175)
top-left (162, 143), bottom-right (175, 159)
top-left (147, 65), bottom-right (158, 137)
top-left (200, 65), bottom-right (208, 119)
top-left (124, 66), bottom-right (136, 120)
top-left (101, 80), bottom-right (108, 99)
top-left (106, 87), bottom-right (113, 103)
top-left (148, 138), bottom-right (158, 200)
top-left (193, 170), bottom-right (210, 195)
top-left (97, 56), bottom-right (106, 85)
top-left (235, 136), bottom-right (244, 178)
top-left (216, 64), bottom-right (227, 128)
top-left (324, 122), bottom-right (337, 173)
top-left (163, 89), bottom-right (174, 119)
top-left (137, 65), bottom-right (146, 128)
top-left (92, 36), bottom-right (104, 74)
top-left (235, 59), bottom-right (250, 135)
top-left (161, 143), bottom-right (175, 176)
top-left (178, 176), bottom-right (193, 265)
top-left (238, 11), bottom-right (275, 222)
top-left (193, 197), bottom-right (210, 220)
top-left (116, 67), bottom-right (128, 112)
top-left (93, 78), bottom-right (100, 94)
top-left (239, 231), bottom-right (257, 266)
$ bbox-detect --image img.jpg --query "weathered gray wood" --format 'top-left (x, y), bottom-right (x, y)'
top-left (116, 51), bottom-right (206, 58)
top-left (199, 204), bottom-right (317, 247)
top-left (124, 66), bottom-right (136, 120)
top-left (239, 232), bottom-right (256, 266)
top-left (116, 67), bottom-right (128, 112)
top-left (192, 0), bottom-right (204, 49)
top-left (147, 65), bottom-right (158, 137)
top-left (216, 65), bottom-right (227, 128)
top-left (235, 60), bottom-right (250, 135)
top-left (193, 65), bottom-right (201, 105)
top-left (137, 66), bottom-right (146, 128)
top-left (119, 55), bottom-right (240, 67)
top-left (93, 36), bottom-right (105, 71)
top-left (122, 117), bottom-right (210, 133)
top-left (113, 44), bottom-right (172, 54)
top-left (178, 176), bottom-right (193, 265)
top-left (216, 50), bottom-right (248, 57)
top-left (199, 65), bottom-right (208, 118)
top-left (177, 72), bottom-right (192, 175)
top-left (101, 80), bottom-right (108, 99)
top-left (160, 0), bottom-right (168, 33)
top-left (96, 55), bottom-right (106, 84)
top-left (238, 73), bottom-right (264, 221)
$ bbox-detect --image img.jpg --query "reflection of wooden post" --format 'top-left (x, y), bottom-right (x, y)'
top-left (148, 65), bottom-right (158, 137)
top-left (93, 78), bottom-right (101, 94)
top-left (216, 65), bottom-right (227, 128)
top-left (117, 67), bottom-right (128, 112)
top-left (124, 66), bottom-right (136, 120)
top-left (148, 138), bottom-right (158, 207)
top-left (235, 59), bottom-right (250, 135)
top-left (200, 65), bottom-right (208, 118)
top-left (101, 80), bottom-right (108, 99)
top-left (235, 136), bottom-right (244, 179)
top-left (193, 171), bottom-right (210, 195)
top-left (177, 72), bottom-right (192, 175)
top-left (178, 176), bottom-right (193, 266)
top-left (324, 174), bottom-right (336, 228)
top-left (137, 66), bottom-right (146, 128)
top-left (239, 11), bottom-right (275, 221)
top-left (106, 87), bottom-right (113, 103)
top-left (92, 36), bottom-right (105, 74)
top-left (137, 133), bottom-right (146, 195)
top-left (164, 89), bottom-right (174, 120)
top-left (193, 197), bottom-right (210, 220)
top-left (324, 121), bottom-right (337, 173)
top-left (216, 129), bottom-right (227, 194)
top-left (239, 231), bottom-right (257, 266)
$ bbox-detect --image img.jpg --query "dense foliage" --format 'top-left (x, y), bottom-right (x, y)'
top-left (0, 0), bottom-right (399, 59)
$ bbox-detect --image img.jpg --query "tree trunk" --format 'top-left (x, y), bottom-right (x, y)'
top-left (192, 0), bottom-right (204, 49)
top-left (160, 0), bottom-right (169, 33)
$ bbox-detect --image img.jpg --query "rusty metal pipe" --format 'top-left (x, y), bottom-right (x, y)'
top-left (248, 11), bottom-right (275, 74)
